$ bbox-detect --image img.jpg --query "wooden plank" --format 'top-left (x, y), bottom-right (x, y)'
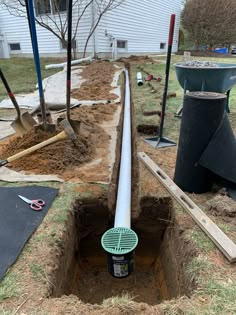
top-left (138, 151), bottom-right (236, 263)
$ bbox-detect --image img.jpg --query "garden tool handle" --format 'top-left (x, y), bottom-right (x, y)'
top-left (168, 14), bottom-right (176, 46)
top-left (0, 131), bottom-right (67, 166)
top-left (0, 68), bottom-right (21, 118)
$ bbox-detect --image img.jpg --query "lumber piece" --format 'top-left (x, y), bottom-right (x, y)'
top-left (138, 151), bottom-right (236, 263)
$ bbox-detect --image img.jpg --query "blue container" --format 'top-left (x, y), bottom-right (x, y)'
top-left (213, 48), bottom-right (228, 54)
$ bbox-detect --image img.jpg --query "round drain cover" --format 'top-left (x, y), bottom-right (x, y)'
top-left (101, 227), bottom-right (138, 255)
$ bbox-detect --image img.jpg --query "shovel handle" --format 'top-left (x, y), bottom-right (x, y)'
top-left (3, 131), bottom-right (67, 165)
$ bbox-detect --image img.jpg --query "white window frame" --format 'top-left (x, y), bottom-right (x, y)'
top-left (116, 39), bottom-right (128, 52)
top-left (34, 0), bottom-right (67, 16)
top-left (9, 42), bottom-right (21, 54)
top-left (160, 42), bottom-right (166, 50)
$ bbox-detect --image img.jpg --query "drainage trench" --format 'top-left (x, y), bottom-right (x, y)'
top-left (50, 68), bottom-right (196, 305)
top-left (51, 197), bottom-right (195, 305)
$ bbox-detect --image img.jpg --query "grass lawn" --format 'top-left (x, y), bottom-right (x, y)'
top-left (131, 55), bottom-right (236, 139)
top-left (0, 57), bottom-right (64, 101)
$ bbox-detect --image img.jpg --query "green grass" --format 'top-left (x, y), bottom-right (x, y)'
top-left (0, 272), bottom-right (19, 302)
top-left (190, 228), bottom-right (215, 252)
top-left (0, 57), bottom-right (63, 101)
top-left (29, 260), bottom-right (45, 280)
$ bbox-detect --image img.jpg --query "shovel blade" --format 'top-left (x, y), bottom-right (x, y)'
top-left (145, 136), bottom-right (176, 149)
top-left (11, 118), bottom-right (27, 137)
top-left (21, 112), bottom-right (37, 130)
top-left (34, 122), bottom-right (57, 133)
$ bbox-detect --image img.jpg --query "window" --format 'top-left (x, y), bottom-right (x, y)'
top-left (9, 43), bottom-right (21, 51)
top-left (160, 43), bottom-right (166, 49)
top-left (35, 0), bottom-right (51, 15)
top-left (117, 40), bottom-right (127, 49)
top-left (60, 39), bottom-right (76, 50)
top-left (52, 0), bottom-right (67, 13)
top-left (34, 0), bottom-right (67, 15)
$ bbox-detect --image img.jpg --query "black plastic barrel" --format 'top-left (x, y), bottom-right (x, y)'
top-left (174, 92), bottom-right (226, 193)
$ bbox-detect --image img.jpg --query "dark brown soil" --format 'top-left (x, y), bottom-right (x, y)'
top-left (137, 124), bottom-right (159, 135)
top-left (71, 60), bottom-right (119, 101)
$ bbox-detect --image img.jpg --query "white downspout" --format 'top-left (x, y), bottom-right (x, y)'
top-left (91, 0), bottom-right (96, 58)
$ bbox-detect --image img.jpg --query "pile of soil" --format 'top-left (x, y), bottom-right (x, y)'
top-left (0, 104), bottom-right (118, 177)
top-left (117, 55), bottom-right (155, 63)
top-left (1, 129), bottom-right (94, 175)
top-left (71, 60), bottom-right (119, 101)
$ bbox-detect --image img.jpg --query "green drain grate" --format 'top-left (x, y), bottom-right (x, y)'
top-left (101, 227), bottom-right (138, 255)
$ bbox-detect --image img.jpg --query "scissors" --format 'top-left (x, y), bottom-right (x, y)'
top-left (18, 195), bottom-right (46, 211)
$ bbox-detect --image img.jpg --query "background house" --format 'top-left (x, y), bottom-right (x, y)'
top-left (0, 0), bottom-right (181, 58)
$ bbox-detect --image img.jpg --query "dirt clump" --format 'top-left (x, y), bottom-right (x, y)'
top-left (71, 60), bottom-right (119, 101)
top-left (206, 194), bottom-right (236, 218)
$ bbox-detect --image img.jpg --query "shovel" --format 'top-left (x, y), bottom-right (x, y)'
top-left (26, 0), bottom-right (56, 133)
top-left (57, 0), bottom-right (80, 134)
top-left (145, 14), bottom-right (176, 149)
top-left (0, 68), bottom-right (36, 137)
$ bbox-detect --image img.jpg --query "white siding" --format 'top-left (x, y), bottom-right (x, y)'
top-left (0, 0), bottom-right (181, 56)
top-left (0, 1), bottom-right (94, 55)
top-left (0, 8), bottom-right (60, 54)
top-left (96, 0), bottom-right (181, 55)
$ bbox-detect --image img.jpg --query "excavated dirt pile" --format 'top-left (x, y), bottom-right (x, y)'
top-left (1, 128), bottom-right (93, 175)
top-left (0, 105), bottom-right (118, 176)
top-left (117, 55), bottom-right (156, 63)
top-left (71, 60), bottom-right (119, 101)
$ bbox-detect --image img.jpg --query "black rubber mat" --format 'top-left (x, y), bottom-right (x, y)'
top-left (0, 185), bottom-right (58, 280)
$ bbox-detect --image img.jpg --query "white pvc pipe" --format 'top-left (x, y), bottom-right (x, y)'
top-left (45, 56), bottom-right (93, 69)
top-left (114, 69), bottom-right (131, 229)
top-left (136, 72), bottom-right (143, 86)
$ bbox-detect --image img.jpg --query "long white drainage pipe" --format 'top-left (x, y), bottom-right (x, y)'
top-left (45, 55), bottom-right (93, 70)
top-left (114, 68), bottom-right (131, 228)
top-left (101, 69), bottom-right (138, 278)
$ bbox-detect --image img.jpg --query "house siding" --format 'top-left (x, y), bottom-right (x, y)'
top-left (96, 0), bottom-right (181, 56)
top-left (0, 0), bottom-right (181, 56)
top-left (0, 1), bottom-right (94, 56)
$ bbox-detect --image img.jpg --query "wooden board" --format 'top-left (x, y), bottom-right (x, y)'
top-left (138, 151), bottom-right (236, 263)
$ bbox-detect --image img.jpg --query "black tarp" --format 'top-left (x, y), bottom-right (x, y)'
top-left (0, 185), bottom-right (58, 280)
top-left (174, 92), bottom-right (236, 193)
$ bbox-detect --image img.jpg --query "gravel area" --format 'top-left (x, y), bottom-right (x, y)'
top-left (180, 60), bottom-right (219, 68)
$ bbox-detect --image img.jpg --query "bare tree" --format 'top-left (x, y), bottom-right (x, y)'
top-left (0, 0), bottom-right (125, 57)
top-left (182, 0), bottom-right (236, 50)
top-left (83, 0), bottom-right (125, 57)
